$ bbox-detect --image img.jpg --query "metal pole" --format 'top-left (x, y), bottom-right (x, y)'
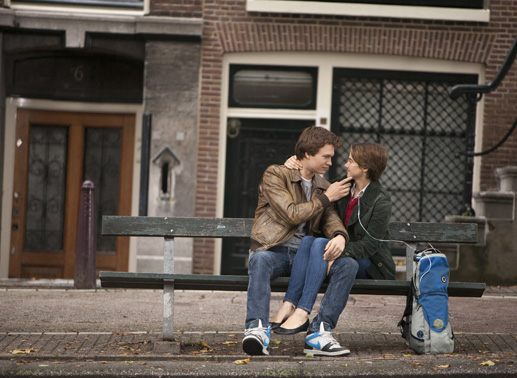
top-left (163, 237), bottom-right (175, 340)
top-left (74, 180), bottom-right (97, 289)
top-left (461, 93), bottom-right (478, 216)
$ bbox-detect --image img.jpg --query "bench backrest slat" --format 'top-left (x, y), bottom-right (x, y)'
top-left (102, 216), bottom-right (478, 243)
top-left (103, 216), bottom-right (254, 238)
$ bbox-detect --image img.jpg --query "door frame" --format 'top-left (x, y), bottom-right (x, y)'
top-left (1, 98), bottom-right (143, 278)
top-left (216, 52), bottom-right (485, 274)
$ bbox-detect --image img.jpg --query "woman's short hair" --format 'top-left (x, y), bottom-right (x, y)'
top-left (350, 143), bottom-right (388, 181)
top-left (295, 126), bottom-right (342, 160)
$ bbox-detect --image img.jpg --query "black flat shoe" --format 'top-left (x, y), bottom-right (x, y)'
top-left (271, 322), bottom-right (282, 330)
top-left (273, 319), bottom-right (309, 335)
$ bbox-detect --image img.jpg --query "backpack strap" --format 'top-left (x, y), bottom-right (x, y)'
top-left (398, 279), bottom-right (415, 339)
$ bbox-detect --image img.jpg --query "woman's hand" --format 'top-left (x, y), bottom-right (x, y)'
top-left (284, 155), bottom-right (302, 170)
top-left (323, 235), bottom-right (346, 261)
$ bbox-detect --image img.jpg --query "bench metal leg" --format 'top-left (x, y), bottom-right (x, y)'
top-left (406, 243), bottom-right (416, 281)
top-left (163, 237), bottom-right (175, 340)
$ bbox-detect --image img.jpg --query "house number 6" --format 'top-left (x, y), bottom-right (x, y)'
top-left (74, 65), bottom-right (84, 81)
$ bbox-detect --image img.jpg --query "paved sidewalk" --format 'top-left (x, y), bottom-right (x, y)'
top-left (0, 280), bottom-right (516, 377)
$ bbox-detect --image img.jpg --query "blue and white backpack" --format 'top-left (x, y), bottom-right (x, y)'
top-left (398, 248), bottom-right (455, 354)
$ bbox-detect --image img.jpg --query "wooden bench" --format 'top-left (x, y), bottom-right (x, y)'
top-left (100, 216), bottom-right (486, 340)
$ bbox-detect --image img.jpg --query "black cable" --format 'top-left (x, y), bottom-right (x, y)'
top-left (457, 117), bottom-right (517, 157)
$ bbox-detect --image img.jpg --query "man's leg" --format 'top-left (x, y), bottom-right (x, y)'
top-left (245, 249), bottom-right (291, 326)
top-left (310, 256), bottom-right (358, 330)
top-left (304, 257), bottom-right (358, 357)
top-left (243, 248), bottom-right (290, 356)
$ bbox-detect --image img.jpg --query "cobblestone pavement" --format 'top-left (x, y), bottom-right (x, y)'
top-left (0, 281), bottom-right (516, 377)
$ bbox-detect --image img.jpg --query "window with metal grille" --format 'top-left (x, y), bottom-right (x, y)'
top-left (330, 69), bottom-right (477, 223)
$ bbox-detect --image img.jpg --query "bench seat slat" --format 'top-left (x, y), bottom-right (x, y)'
top-left (102, 216), bottom-right (254, 238)
top-left (102, 216), bottom-right (478, 243)
top-left (99, 272), bottom-right (485, 297)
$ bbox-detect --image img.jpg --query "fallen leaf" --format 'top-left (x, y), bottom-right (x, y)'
top-left (306, 353), bottom-right (314, 358)
top-left (403, 354), bottom-right (412, 357)
top-left (272, 340), bottom-right (282, 345)
top-left (125, 361), bottom-right (134, 365)
top-left (436, 364), bottom-right (451, 368)
top-left (479, 360), bottom-right (495, 367)
top-left (412, 362), bottom-right (424, 366)
top-left (234, 358), bottom-right (250, 365)
top-left (199, 341), bottom-right (213, 352)
top-left (38, 364), bottom-right (48, 367)
top-left (11, 349), bottom-right (35, 355)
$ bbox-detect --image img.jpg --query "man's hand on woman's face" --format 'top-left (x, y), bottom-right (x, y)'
top-left (325, 178), bottom-right (351, 202)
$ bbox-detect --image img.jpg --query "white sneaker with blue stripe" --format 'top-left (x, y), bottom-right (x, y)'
top-left (304, 321), bottom-right (350, 356)
top-left (242, 319), bottom-right (271, 355)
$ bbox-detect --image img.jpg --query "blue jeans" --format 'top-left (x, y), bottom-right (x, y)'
top-left (283, 237), bottom-right (329, 314)
top-left (282, 236), bottom-right (363, 332)
top-left (356, 256), bottom-right (372, 279)
top-left (245, 245), bottom-right (297, 327)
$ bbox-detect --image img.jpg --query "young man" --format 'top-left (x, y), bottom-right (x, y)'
top-left (242, 126), bottom-right (358, 356)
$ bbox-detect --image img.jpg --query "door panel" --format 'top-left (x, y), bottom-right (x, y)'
top-left (24, 125), bottom-right (68, 252)
top-left (9, 109), bottom-right (135, 278)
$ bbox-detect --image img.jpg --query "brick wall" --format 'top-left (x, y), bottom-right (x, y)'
top-left (150, 0), bottom-right (202, 17)
top-left (151, 0), bottom-right (517, 273)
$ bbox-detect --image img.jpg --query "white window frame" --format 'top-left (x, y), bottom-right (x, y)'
top-left (214, 51), bottom-right (485, 273)
top-left (6, 0), bottom-right (149, 15)
top-left (247, 0), bottom-right (490, 23)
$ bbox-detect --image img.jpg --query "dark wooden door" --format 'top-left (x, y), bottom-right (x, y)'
top-left (222, 118), bottom-right (314, 275)
top-left (9, 109), bottom-right (135, 278)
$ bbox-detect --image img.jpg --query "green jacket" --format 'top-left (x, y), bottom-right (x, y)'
top-left (335, 180), bottom-right (396, 280)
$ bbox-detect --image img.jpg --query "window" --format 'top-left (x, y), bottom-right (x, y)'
top-left (12, 0), bottom-right (143, 10)
top-left (247, 0), bottom-right (489, 23)
top-left (330, 68), bottom-right (478, 222)
top-left (229, 65), bottom-right (318, 109)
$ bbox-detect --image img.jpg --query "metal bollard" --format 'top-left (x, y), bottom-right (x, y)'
top-left (74, 180), bottom-right (97, 289)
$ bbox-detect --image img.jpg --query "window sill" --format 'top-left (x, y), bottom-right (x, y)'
top-left (246, 0), bottom-right (490, 23)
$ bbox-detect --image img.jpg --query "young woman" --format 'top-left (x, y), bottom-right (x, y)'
top-left (271, 142), bottom-right (396, 334)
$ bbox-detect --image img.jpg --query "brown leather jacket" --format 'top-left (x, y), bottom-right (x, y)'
top-left (250, 165), bottom-right (349, 251)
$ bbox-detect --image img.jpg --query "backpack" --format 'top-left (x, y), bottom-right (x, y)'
top-left (398, 248), bottom-right (455, 354)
